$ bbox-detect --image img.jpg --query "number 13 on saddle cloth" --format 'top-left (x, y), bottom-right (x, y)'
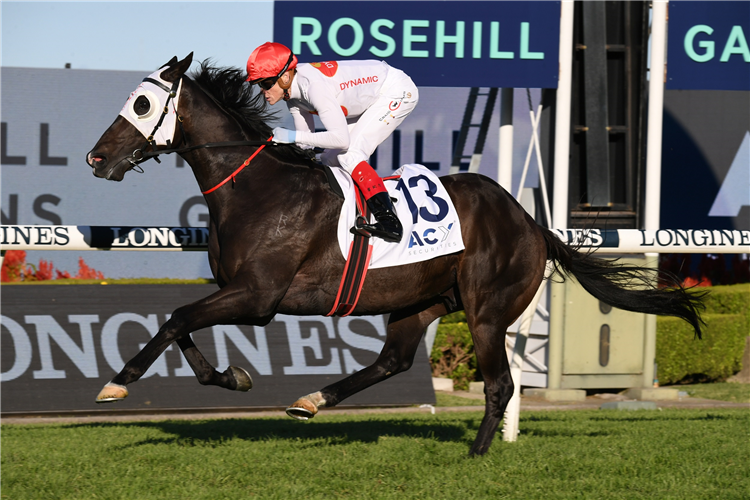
top-left (331, 164), bottom-right (465, 268)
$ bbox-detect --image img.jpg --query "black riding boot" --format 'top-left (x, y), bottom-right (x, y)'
top-left (355, 192), bottom-right (403, 243)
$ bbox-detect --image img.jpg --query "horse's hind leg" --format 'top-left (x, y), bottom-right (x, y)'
top-left (462, 276), bottom-right (544, 455)
top-left (286, 303), bottom-right (445, 419)
top-left (466, 321), bottom-right (514, 456)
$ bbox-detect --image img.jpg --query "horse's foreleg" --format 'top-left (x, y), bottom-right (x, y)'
top-left (176, 335), bottom-right (253, 391)
top-left (95, 285), bottom-right (257, 403)
top-left (286, 303), bottom-right (443, 420)
top-left (96, 316), bottom-right (189, 403)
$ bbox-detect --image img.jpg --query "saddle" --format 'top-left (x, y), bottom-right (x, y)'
top-left (321, 163), bottom-right (465, 316)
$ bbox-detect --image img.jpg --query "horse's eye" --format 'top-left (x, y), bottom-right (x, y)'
top-left (134, 95), bottom-right (151, 116)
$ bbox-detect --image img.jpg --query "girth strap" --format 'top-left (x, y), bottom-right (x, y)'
top-left (327, 187), bottom-right (373, 317)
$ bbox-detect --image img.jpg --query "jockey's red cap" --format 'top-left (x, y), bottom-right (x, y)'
top-left (246, 42), bottom-right (298, 82)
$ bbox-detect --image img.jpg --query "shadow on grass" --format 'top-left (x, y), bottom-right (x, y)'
top-left (65, 417), bottom-right (474, 450)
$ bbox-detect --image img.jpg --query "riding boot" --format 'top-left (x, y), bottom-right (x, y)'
top-left (349, 161), bottom-right (403, 243)
top-left (359, 191), bottom-right (403, 243)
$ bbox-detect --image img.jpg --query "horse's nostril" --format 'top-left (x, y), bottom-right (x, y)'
top-left (87, 152), bottom-right (106, 166)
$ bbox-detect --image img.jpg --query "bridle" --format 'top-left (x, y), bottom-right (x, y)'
top-left (121, 75), bottom-right (184, 173)
top-left (119, 75), bottom-right (276, 193)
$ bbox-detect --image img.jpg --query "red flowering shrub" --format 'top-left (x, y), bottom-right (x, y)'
top-left (1, 250), bottom-right (28, 282)
top-left (34, 259), bottom-right (55, 281)
top-left (682, 276), bottom-right (712, 288)
top-left (1, 252), bottom-right (104, 282)
top-left (75, 257), bottom-right (105, 280)
top-left (56, 269), bottom-right (71, 279)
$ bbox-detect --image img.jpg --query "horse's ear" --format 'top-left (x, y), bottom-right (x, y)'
top-left (160, 56), bottom-right (179, 69)
top-left (160, 52), bottom-right (194, 82)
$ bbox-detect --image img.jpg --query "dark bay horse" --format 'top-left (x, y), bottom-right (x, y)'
top-left (87, 54), bottom-right (704, 456)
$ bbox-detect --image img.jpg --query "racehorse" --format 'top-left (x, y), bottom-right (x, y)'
top-left (87, 54), bottom-right (704, 456)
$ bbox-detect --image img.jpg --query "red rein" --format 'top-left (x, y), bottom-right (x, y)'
top-left (201, 136), bottom-right (273, 194)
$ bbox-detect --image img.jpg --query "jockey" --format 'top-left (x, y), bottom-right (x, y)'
top-left (246, 42), bottom-right (419, 243)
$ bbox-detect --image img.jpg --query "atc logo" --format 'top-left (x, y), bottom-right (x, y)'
top-left (310, 61), bottom-right (338, 77)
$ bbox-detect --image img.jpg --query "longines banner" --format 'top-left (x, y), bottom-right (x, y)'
top-left (1, 285), bottom-right (435, 414)
top-left (0, 226), bottom-right (210, 251)
top-left (273, 1), bottom-right (561, 88)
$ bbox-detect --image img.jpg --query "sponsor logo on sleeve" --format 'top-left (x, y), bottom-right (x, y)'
top-left (310, 61), bottom-right (339, 77)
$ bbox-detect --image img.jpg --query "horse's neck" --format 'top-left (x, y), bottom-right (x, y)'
top-left (180, 82), bottom-right (268, 199)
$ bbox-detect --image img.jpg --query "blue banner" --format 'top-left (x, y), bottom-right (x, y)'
top-left (667, 1), bottom-right (750, 91)
top-left (273, 1), bottom-right (560, 88)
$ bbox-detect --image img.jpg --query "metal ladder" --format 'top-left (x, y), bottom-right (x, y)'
top-left (424, 87), bottom-right (500, 359)
top-left (448, 87), bottom-right (499, 174)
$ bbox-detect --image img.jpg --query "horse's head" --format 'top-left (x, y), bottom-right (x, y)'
top-left (86, 53), bottom-right (193, 181)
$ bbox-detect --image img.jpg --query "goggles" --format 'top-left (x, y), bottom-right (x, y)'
top-left (251, 51), bottom-right (295, 91)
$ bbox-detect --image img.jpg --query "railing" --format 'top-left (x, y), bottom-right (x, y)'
top-left (1, 226), bottom-right (748, 254)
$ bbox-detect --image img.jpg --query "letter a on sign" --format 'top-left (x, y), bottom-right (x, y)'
top-left (709, 131), bottom-right (750, 217)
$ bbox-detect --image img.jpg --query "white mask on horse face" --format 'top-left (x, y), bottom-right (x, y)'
top-left (118, 69), bottom-right (182, 146)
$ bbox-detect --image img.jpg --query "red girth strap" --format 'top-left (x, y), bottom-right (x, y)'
top-left (327, 186), bottom-right (373, 317)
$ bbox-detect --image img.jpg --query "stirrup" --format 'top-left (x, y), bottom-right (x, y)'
top-left (352, 221), bottom-right (402, 243)
top-left (350, 215), bottom-right (373, 238)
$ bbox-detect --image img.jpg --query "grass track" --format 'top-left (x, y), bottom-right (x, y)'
top-left (3, 408), bottom-right (748, 500)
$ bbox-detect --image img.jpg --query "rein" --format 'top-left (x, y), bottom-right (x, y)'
top-left (201, 136), bottom-right (274, 194)
top-left (123, 75), bottom-right (276, 194)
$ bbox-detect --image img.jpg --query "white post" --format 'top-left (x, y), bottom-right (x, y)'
top-left (552, 1), bottom-right (575, 230)
top-left (502, 262), bottom-right (553, 442)
top-left (503, 0), bottom-right (575, 442)
top-left (548, 0), bottom-right (575, 392)
top-left (643, 0), bottom-right (669, 389)
top-left (498, 88), bottom-right (514, 193)
top-left (645, 1), bottom-right (667, 231)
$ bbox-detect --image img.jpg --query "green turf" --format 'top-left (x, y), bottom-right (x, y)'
top-left (434, 392), bottom-right (485, 406)
top-left (436, 382), bottom-right (750, 406)
top-left (675, 382), bottom-right (750, 403)
top-left (3, 409), bottom-right (748, 500)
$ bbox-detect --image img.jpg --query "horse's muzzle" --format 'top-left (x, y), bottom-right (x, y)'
top-left (86, 151), bottom-right (124, 181)
top-left (87, 151), bottom-right (105, 175)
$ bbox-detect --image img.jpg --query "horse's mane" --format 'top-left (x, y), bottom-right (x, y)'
top-left (189, 60), bottom-right (314, 164)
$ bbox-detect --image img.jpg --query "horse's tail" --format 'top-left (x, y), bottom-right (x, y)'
top-left (540, 227), bottom-right (707, 339)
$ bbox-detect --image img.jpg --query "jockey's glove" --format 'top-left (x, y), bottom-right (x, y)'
top-left (272, 127), bottom-right (296, 144)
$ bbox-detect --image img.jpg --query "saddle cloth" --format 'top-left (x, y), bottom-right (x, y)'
top-left (330, 164), bottom-right (465, 269)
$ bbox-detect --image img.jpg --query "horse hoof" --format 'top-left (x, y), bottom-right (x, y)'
top-left (228, 366), bottom-right (253, 391)
top-left (286, 398), bottom-right (318, 421)
top-left (95, 382), bottom-right (128, 404)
